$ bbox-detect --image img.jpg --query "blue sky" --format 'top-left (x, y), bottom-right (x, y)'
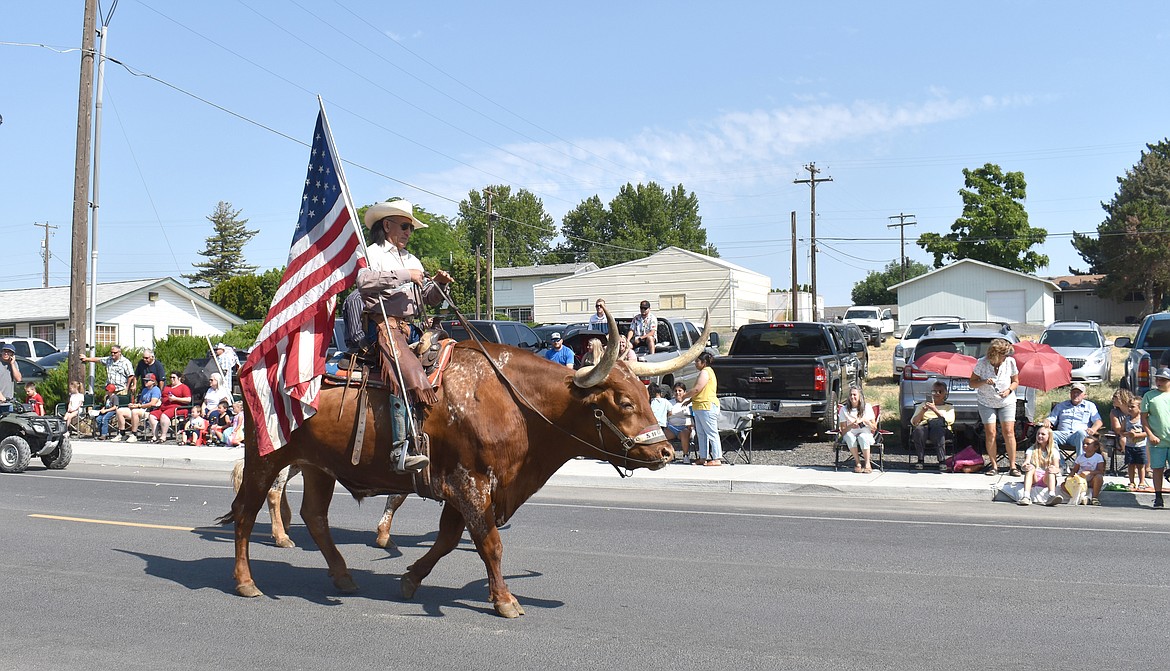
top-left (2, 1), bottom-right (1168, 307)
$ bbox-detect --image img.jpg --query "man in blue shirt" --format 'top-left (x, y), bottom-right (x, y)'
top-left (114, 372), bottom-right (162, 443)
top-left (544, 332), bottom-right (575, 368)
top-left (1043, 382), bottom-right (1103, 459)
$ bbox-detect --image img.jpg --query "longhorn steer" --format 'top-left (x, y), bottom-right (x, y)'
top-left (220, 309), bottom-right (710, 617)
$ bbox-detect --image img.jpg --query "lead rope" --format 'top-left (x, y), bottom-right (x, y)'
top-left (433, 283), bottom-right (663, 475)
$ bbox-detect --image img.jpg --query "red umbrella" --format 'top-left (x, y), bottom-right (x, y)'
top-left (1011, 341), bottom-right (1061, 365)
top-left (914, 351), bottom-right (978, 378)
top-left (1015, 352), bottom-right (1073, 391)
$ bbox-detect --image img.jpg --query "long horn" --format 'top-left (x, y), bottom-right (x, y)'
top-left (572, 308), bottom-right (621, 388)
top-left (627, 310), bottom-right (713, 378)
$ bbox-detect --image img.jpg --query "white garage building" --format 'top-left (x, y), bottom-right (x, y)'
top-left (890, 258), bottom-right (1057, 326)
top-left (532, 246), bottom-right (771, 334)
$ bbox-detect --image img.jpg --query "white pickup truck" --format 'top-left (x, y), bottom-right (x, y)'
top-left (841, 306), bottom-right (896, 346)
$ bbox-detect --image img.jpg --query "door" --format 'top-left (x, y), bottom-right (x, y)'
top-left (134, 326), bottom-right (155, 350)
top-left (985, 290), bottom-right (1026, 324)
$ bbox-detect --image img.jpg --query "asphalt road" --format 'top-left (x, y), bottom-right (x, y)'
top-left (2, 464), bottom-right (1166, 670)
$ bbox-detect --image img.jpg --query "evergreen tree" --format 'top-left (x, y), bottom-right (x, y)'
top-left (1071, 139), bottom-right (1170, 316)
top-left (184, 201), bottom-right (258, 287)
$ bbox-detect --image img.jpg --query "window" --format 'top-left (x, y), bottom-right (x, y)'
top-left (1124, 291), bottom-right (1145, 302)
top-left (0, 325), bottom-right (14, 337)
top-left (169, 327), bottom-right (193, 337)
top-left (494, 279), bottom-right (512, 291)
top-left (30, 323), bottom-right (56, 347)
top-left (505, 307), bottom-right (533, 323)
top-left (561, 299), bottom-right (589, 313)
top-left (95, 324), bottom-right (118, 347)
top-left (659, 294), bottom-right (685, 310)
top-left (1054, 293), bottom-right (1063, 305)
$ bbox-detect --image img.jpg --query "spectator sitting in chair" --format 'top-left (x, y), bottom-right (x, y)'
top-left (910, 381), bottom-right (955, 471)
top-left (114, 373), bottom-right (162, 442)
top-left (95, 384), bottom-right (120, 439)
top-left (627, 300), bottom-right (657, 354)
top-left (838, 385), bottom-right (877, 473)
top-left (1043, 382), bottom-right (1103, 460)
top-left (63, 380), bottom-right (85, 430)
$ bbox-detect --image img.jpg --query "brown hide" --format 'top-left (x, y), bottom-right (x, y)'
top-left (224, 339), bottom-right (672, 617)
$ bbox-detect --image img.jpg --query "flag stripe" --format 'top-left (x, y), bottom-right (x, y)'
top-left (239, 109), bottom-right (366, 456)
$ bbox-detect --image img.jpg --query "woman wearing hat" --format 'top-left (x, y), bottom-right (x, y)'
top-left (355, 200), bottom-right (453, 471)
top-left (0, 343), bottom-right (21, 405)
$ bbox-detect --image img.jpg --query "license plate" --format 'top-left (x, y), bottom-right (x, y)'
top-left (751, 401), bottom-right (772, 412)
top-left (950, 380), bottom-right (970, 392)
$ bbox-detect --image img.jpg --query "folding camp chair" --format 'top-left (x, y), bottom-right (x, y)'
top-left (717, 396), bottom-right (754, 464)
top-left (831, 404), bottom-right (890, 471)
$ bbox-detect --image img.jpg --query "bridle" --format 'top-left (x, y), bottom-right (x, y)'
top-left (433, 284), bottom-right (669, 477)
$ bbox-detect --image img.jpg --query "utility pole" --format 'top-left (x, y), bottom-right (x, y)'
top-left (475, 245), bottom-right (482, 319)
top-left (790, 211), bottom-right (798, 321)
top-left (887, 212), bottom-right (917, 282)
top-left (68, 0), bottom-right (98, 388)
top-left (484, 189), bottom-right (497, 320)
top-left (35, 221), bottom-right (57, 288)
top-left (794, 163), bottom-right (831, 322)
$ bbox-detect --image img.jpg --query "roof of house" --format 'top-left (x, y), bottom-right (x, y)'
top-left (889, 258), bottom-right (1060, 291)
top-left (0, 277), bottom-right (244, 324)
top-left (534, 246), bottom-right (767, 287)
top-left (494, 262), bottom-right (598, 279)
top-left (1047, 274), bottom-right (1104, 291)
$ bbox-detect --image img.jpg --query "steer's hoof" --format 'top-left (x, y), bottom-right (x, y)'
top-left (401, 572), bottom-right (421, 599)
top-left (495, 599), bottom-right (525, 618)
top-left (236, 582), bottom-right (263, 598)
top-left (333, 574), bottom-right (359, 594)
top-left (274, 536), bottom-right (296, 549)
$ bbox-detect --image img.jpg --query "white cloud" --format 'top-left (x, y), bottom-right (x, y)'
top-left (411, 95), bottom-right (1024, 218)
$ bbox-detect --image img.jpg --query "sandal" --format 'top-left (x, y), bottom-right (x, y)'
top-left (985, 464), bottom-right (998, 476)
top-left (853, 465), bottom-right (863, 473)
top-left (863, 466), bottom-right (873, 473)
top-left (1009, 467), bottom-right (1022, 477)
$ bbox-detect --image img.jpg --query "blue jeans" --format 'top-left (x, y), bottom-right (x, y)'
top-left (96, 411), bottom-right (115, 437)
top-left (1052, 428), bottom-right (1087, 459)
top-left (693, 408), bottom-right (721, 462)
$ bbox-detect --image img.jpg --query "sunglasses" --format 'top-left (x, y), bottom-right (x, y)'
top-left (399, 222), bottom-right (413, 231)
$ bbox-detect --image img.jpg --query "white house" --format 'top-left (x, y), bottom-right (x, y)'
top-left (890, 258), bottom-right (1058, 325)
top-left (531, 246), bottom-right (771, 333)
top-left (1049, 274), bottom-right (1146, 324)
top-left (0, 277), bottom-right (245, 350)
top-left (493, 262), bottom-right (598, 322)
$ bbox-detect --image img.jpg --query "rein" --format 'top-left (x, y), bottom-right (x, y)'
top-left (433, 284), bottom-right (666, 477)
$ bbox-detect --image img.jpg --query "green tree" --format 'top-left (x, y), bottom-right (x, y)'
top-left (209, 267), bottom-right (285, 320)
top-left (457, 186), bottom-right (556, 267)
top-left (917, 164), bottom-right (1048, 272)
top-left (851, 260), bottom-right (930, 305)
top-left (1071, 139), bottom-right (1170, 316)
top-left (183, 201), bottom-right (259, 287)
top-left (556, 182), bottom-right (717, 267)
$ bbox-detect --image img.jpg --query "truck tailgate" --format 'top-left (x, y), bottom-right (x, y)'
top-left (713, 356), bottom-right (825, 401)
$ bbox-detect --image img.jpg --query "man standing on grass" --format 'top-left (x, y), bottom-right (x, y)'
top-left (1140, 367), bottom-right (1170, 509)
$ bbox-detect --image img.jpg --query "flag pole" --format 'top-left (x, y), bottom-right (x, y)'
top-left (317, 96), bottom-right (419, 471)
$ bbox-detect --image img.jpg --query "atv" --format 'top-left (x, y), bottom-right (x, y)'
top-left (0, 402), bottom-right (71, 474)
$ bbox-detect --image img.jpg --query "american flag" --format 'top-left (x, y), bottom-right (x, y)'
top-left (239, 106), bottom-right (367, 455)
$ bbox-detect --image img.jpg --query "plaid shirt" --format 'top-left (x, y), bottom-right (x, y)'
top-left (102, 356), bottom-right (134, 392)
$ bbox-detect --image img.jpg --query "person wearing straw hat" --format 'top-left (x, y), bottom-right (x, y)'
top-left (356, 199), bottom-right (453, 472)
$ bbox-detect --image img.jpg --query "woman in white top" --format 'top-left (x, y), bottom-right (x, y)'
top-left (970, 338), bottom-right (1020, 477)
top-left (202, 373), bottom-right (232, 416)
top-left (837, 386), bottom-right (877, 473)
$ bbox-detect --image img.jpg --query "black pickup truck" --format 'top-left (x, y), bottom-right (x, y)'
top-left (709, 322), bottom-right (863, 433)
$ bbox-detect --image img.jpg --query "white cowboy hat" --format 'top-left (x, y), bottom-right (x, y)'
top-left (362, 199), bottom-right (427, 230)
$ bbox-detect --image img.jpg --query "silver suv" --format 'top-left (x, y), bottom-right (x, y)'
top-left (1038, 320), bottom-right (1112, 384)
top-left (898, 322), bottom-right (1035, 449)
top-left (891, 315), bottom-right (962, 380)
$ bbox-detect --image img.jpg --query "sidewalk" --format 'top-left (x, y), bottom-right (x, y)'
top-left (68, 439), bottom-right (1140, 504)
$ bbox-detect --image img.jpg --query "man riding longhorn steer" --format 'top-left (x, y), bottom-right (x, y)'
top-left (356, 199), bottom-right (453, 473)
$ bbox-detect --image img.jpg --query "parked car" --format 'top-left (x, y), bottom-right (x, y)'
top-left (562, 316), bottom-right (719, 390)
top-left (0, 338), bottom-right (59, 360)
top-left (898, 322), bottom-right (1035, 449)
top-left (532, 324), bottom-right (567, 344)
top-left (441, 320), bottom-right (546, 354)
top-left (13, 356), bottom-right (47, 387)
top-left (1037, 320), bottom-right (1112, 384)
top-left (842, 306), bottom-right (896, 346)
top-left (36, 350), bottom-right (70, 370)
top-left (892, 315), bottom-right (963, 380)
top-left (831, 322), bottom-right (869, 381)
top-left (1116, 312), bottom-right (1170, 395)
